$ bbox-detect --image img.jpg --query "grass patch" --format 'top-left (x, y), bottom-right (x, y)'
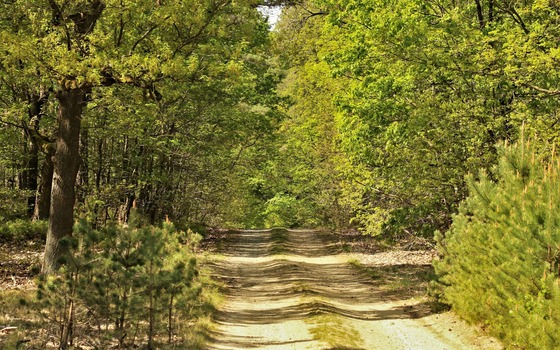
top-left (340, 243), bottom-right (352, 253)
top-left (305, 314), bottom-right (363, 349)
top-left (0, 289), bottom-right (44, 349)
top-left (269, 244), bottom-right (286, 255)
top-left (292, 281), bottom-right (312, 294)
top-left (348, 259), bottom-right (434, 299)
top-left (181, 315), bottom-right (215, 350)
top-left (386, 277), bottom-right (414, 292)
top-left (270, 229), bottom-right (289, 243)
top-left (177, 257), bottom-right (225, 349)
top-left (177, 287), bottom-right (222, 350)
top-left (380, 265), bottom-right (432, 295)
top-left (348, 259), bottom-right (382, 280)
top-left (269, 229), bottom-right (289, 255)
top-left (300, 294), bottom-right (329, 304)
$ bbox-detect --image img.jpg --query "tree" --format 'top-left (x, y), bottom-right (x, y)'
top-left (435, 140), bottom-right (560, 349)
top-left (262, 4), bottom-right (355, 229)
top-left (288, 0), bottom-right (560, 237)
top-left (0, 0), bottom-right (267, 272)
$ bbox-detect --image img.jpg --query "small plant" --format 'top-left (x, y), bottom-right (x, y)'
top-left (435, 140), bottom-right (560, 349)
top-left (37, 212), bottom-right (203, 349)
top-left (305, 314), bottom-right (363, 349)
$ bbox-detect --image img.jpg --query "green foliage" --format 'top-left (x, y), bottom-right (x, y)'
top-left (0, 188), bottom-right (31, 222)
top-left (0, 0), bottom-right (283, 231)
top-left (37, 214), bottom-right (204, 349)
top-left (0, 219), bottom-right (47, 243)
top-left (239, 5), bottom-right (355, 230)
top-left (265, 0), bottom-right (560, 237)
top-left (262, 193), bottom-right (315, 228)
top-left (435, 140), bottom-right (560, 349)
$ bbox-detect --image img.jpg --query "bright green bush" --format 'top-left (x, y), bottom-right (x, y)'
top-left (37, 213), bottom-right (203, 349)
top-left (435, 140), bottom-right (560, 349)
top-left (262, 193), bottom-right (319, 228)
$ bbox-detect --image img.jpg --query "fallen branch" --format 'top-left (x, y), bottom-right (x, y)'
top-left (0, 326), bottom-right (17, 335)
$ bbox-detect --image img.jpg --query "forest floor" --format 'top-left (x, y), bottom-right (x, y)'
top-left (204, 229), bottom-right (503, 350)
top-left (0, 241), bottom-right (41, 290)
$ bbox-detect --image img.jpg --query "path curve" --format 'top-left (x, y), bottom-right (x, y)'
top-left (207, 229), bottom-right (501, 350)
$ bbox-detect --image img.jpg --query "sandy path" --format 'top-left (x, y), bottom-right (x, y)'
top-left (206, 229), bottom-right (501, 350)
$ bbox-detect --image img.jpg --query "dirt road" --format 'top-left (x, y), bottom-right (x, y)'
top-left (207, 229), bottom-right (501, 350)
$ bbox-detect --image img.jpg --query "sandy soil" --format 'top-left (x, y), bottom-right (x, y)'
top-left (206, 229), bottom-right (502, 350)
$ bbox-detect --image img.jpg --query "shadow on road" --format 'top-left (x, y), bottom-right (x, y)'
top-left (206, 229), bottom-right (433, 350)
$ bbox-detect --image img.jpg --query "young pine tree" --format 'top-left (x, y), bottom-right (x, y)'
top-left (435, 140), bottom-right (560, 349)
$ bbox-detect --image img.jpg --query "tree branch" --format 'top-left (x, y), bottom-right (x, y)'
top-left (171, 1), bottom-right (227, 57)
top-left (0, 115), bottom-right (24, 129)
top-left (509, 6), bottom-right (529, 34)
top-left (474, 0), bottom-right (485, 29)
top-left (47, 0), bottom-right (72, 50)
top-left (130, 23), bottom-right (162, 54)
top-left (302, 6), bottom-right (326, 18)
top-left (526, 84), bottom-right (560, 95)
top-left (67, 0), bottom-right (106, 35)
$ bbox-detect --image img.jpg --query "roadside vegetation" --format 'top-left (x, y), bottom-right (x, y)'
top-left (435, 140), bottom-right (560, 349)
top-left (1, 213), bottom-right (222, 349)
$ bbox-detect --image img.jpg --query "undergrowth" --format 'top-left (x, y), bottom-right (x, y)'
top-left (0, 214), bottom-right (221, 349)
top-left (0, 220), bottom-right (47, 243)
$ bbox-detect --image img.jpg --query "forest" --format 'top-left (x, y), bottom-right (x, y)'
top-left (1, 0), bottom-right (560, 349)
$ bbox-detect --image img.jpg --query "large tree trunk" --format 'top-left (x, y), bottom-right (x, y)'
top-left (42, 88), bottom-right (86, 274)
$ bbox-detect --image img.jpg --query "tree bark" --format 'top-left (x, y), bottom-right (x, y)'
top-left (34, 144), bottom-right (55, 221)
top-left (42, 88), bottom-right (86, 274)
top-left (22, 133), bottom-right (39, 217)
top-left (474, 0), bottom-right (485, 29)
top-left (22, 91), bottom-right (48, 218)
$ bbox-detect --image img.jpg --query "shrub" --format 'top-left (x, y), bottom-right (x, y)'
top-left (434, 140), bottom-right (560, 349)
top-left (37, 213), bottom-right (203, 349)
top-left (0, 219), bottom-right (47, 243)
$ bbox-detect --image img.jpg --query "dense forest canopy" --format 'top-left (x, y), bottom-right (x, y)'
top-left (0, 0), bottom-right (559, 244)
top-left (1, 0), bottom-right (559, 242)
